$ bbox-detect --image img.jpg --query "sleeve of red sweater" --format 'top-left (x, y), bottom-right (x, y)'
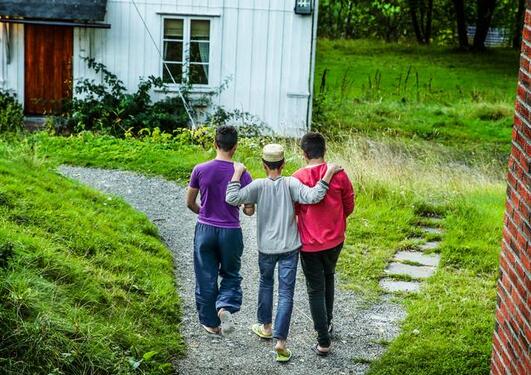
top-left (341, 172), bottom-right (355, 217)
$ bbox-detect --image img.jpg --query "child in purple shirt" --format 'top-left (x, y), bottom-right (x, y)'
top-left (186, 125), bottom-right (252, 335)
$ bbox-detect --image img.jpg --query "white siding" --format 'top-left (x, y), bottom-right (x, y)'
top-left (1, 0), bottom-right (317, 136)
top-left (1, 23), bottom-right (24, 102)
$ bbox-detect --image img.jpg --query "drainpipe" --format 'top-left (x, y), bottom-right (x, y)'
top-left (0, 23), bottom-right (6, 88)
top-left (305, 0), bottom-right (319, 132)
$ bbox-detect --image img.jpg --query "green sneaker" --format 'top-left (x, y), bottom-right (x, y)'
top-left (275, 347), bottom-right (292, 362)
top-left (251, 323), bottom-right (272, 339)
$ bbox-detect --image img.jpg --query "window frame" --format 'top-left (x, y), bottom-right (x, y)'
top-left (160, 16), bottom-right (212, 88)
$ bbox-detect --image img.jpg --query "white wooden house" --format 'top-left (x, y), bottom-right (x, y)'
top-left (0, 0), bottom-right (319, 136)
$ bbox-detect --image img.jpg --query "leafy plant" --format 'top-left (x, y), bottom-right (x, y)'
top-left (0, 90), bottom-right (24, 133)
top-left (51, 58), bottom-right (193, 137)
top-left (49, 58), bottom-right (269, 140)
top-left (207, 107), bottom-right (271, 137)
top-left (0, 241), bottom-right (14, 269)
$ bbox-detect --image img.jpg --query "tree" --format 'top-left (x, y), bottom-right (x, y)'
top-left (408, 0), bottom-right (434, 44)
top-left (513, 0), bottom-right (526, 49)
top-left (372, 0), bottom-right (405, 42)
top-left (473, 0), bottom-right (497, 50)
top-left (345, 0), bottom-right (356, 38)
top-left (452, 0), bottom-right (469, 49)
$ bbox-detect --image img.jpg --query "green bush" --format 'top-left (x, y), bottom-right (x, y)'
top-left (49, 58), bottom-right (269, 139)
top-left (0, 90), bottom-right (24, 133)
top-left (51, 58), bottom-right (194, 137)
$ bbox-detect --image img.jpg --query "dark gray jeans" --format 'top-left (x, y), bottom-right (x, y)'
top-left (300, 243), bottom-right (343, 348)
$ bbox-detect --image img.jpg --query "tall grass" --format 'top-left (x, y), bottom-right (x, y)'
top-left (326, 135), bottom-right (505, 197)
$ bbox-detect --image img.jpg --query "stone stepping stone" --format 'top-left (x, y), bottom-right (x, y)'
top-left (385, 262), bottom-right (436, 279)
top-left (420, 241), bottom-right (440, 251)
top-left (380, 278), bottom-right (421, 293)
top-left (394, 251), bottom-right (441, 267)
top-left (420, 226), bottom-right (444, 235)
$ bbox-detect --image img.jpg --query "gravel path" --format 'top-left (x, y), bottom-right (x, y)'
top-left (59, 166), bottom-right (406, 375)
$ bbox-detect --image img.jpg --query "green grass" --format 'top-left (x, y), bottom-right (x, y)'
top-left (31, 132), bottom-right (300, 180)
top-left (337, 185), bottom-right (418, 298)
top-left (33, 132), bottom-right (213, 182)
top-left (0, 139), bottom-right (184, 374)
top-left (368, 189), bottom-right (504, 375)
top-left (315, 39), bottom-right (519, 155)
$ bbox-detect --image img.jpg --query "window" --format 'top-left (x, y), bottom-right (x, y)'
top-left (162, 18), bottom-right (211, 86)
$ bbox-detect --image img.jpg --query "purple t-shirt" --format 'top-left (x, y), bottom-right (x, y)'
top-left (189, 159), bottom-right (252, 228)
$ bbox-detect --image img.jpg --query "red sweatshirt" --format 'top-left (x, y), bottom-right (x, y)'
top-left (293, 163), bottom-right (355, 252)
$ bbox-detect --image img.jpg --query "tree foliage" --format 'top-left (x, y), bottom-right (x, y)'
top-left (318, 0), bottom-right (523, 49)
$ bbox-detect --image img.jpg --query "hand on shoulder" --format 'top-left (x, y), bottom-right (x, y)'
top-left (233, 162), bottom-right (247, 175)
top-left (326, 163), bottom-right (343, 175)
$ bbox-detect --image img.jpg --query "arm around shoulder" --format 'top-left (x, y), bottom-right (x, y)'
top-left (289, 177), bottom-right (329, 205)
top-left (226, 180), bottom-right (260, 206)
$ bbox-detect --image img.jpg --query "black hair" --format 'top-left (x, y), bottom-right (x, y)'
top-left (215, 125), bottom-right (238, 151)
top-left (262, 159), bottom-right (285, 171)
top-left (300, 132), bottom-right (326, 159)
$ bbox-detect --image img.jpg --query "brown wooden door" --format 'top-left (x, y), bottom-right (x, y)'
top-left (24, 24), bottom-right (73, 115)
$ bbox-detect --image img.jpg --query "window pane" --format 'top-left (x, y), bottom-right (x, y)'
top-left (164, 41), bottom-right (183, 62)
top-left (164, 19), bottom-right (183, 39)
top-left (191, 20), bottom-right (210, 41)
top-left (190, 42), bottom-right (209, 63)
top-left (189, 64), bottom-right (209, 84)
top-left (162, 63), bottom-right (182, 84)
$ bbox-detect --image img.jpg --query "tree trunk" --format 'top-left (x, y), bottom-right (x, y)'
top-left (513, 0), bottom-right (526, 49)
top-left (336, 0), bottom-right (345, 37)
top-left (328, 0), bottom-right (335, 35)
top-left (425, 0), bottom-right (433, 44)
top-left (409, 0), bottom-right (434, 45)
top-left (345, 0), bottom-right (355, 38)
top-left (473, 0), bottom-right (497, 50)
top-left (452, 0), bottom-right (469, 49)
top-left (409, 0), bottom-right (424, 43)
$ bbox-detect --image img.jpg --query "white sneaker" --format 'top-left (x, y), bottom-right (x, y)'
top-left (219, 310), bottom-right (235, 335)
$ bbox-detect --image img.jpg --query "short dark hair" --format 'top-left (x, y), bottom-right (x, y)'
top-left (300, 132), bottom-right (326, 159)
top-left (262, 159), bottom-right (285, 171)
top-left (215, 125), bottom-right (238, 151)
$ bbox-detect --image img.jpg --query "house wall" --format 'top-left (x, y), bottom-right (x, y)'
top-left (490, 2), bottom-right (531, 374)
top-left (0, 23), bottom-right (24, 103)
top-left (2, 0), bottom-right (317, 136)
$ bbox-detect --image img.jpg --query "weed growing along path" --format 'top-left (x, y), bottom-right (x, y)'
top-left (59, 166), bottom-right (405, 375)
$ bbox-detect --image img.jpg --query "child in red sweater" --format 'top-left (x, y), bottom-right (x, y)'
top-left (293, 132), bottom-right (355, 356)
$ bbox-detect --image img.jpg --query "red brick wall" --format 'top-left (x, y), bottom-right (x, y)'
top-left (490, 5), bottom-right (531, 375)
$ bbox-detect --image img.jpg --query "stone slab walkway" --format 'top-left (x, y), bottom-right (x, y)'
top-left (59, 166), bottom-right (406, 375)
top-left (380, 218), bottom-right (443, 294)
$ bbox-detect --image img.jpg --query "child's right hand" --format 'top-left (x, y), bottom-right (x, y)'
top-left (233, 162), bottom-right (247, 175)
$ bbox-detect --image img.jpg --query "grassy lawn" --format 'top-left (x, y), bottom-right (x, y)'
top-left (315, 39), bottom-right (518, 156)
top-left (33, 132), bottom-right (213, 182)
top-left (1, 38), bottom-right (515, 374)
top-left (0, 139), bottom-right (184, 374)
top-left (28, 129), bottom-right (506, 374)
top-left (316, 39), bottom-right (510, 374)
top-left (367, 189), bottom-right (503, 375)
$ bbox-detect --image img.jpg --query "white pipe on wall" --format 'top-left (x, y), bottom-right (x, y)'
top-left (0, 24), bottom-right (5, 88)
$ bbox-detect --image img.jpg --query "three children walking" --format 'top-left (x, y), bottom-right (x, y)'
top-left (186, 126), bottom-right (355, 362)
